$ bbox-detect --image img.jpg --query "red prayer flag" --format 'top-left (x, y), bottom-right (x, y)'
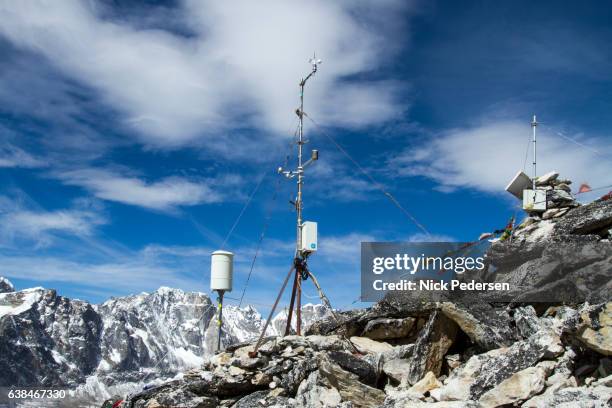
top-left (578, 183), bottom-right (591, 193)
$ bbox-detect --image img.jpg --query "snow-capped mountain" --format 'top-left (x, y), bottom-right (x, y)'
top-left (0, 277), bottom-right (328, 400)
top-left (269, 303), bottom-right (332, 335)
top-left (0, 276), bottom-right (14, 293)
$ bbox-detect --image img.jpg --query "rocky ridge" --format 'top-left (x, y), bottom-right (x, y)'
top-left (0, 282), bottom-right (328, 401)
top-left (125, 192), bottom-right (612, 407)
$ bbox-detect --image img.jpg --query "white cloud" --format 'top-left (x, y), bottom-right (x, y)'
top-left (0, 199), bottom-right (106, 247)
top-left (0, 1), bottom-right (415, 149)
top-left (0, 255), bottom-right (201, 294)
top-left (390, 120), bottom-right (612, 199)
top-left (0, 143), bottom-right (45, 168)
top-left (56, 168), bottom-right (229, 211)
top-left (319, 233), bottom-right (375, 264)
top-left (407, 232), bottom-right (454, 242)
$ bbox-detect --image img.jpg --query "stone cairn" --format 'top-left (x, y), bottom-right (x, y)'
top-left (530, 170), bottom-right (580, 220)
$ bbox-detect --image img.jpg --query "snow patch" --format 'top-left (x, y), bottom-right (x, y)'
top-left (173, 347), bottom-right (204, 367)
top-left (0, 288), bottom-right (44, 318)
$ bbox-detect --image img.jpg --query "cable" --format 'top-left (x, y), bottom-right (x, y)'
top-left (303, 112), bottom-right (431, 237)
top-left (522, 131), bottom-right (531, 172)
top-left (541, 125), bottom-right (606, 158)
top-left (238, 171), bottom-right (284, 307)
top-left (220, 171), bottom-right (268, 250)
top-left (237, 127), bottom-right (298, 307)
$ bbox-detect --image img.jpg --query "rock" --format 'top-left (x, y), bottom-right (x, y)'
top-left (294, 371), bottom-right (342, 408)
top-left (478, 365), bottom-right (548, 408)
top-left (404, 311), bottom-right (457, 384)
top-left (408, 371), bottom-right (442, 395)
top-left (542, 207), bottom-right (569, 220)
top-left (362, 317), bottom-right (415, 340)
top-left (306, 335), bottom-right (352, 352)
top-left (349, 336), bottom-right (394, 354)
top-left (327, 351), bottom-right (379, 386)
top-left (553, 199), bottom-right (612, 236)
top-left (250, 372), bottom-right (271, 387)
top-left (318, 355), bottom-right (386, 408)
top-left (0, 277), bottom-right (14, 293)
top-left (555, 183), bottom-right (572, 193)
top-left (592, 374), bottom-right (612, 387)
top-left (521, 386), bottom-right (611, 408)
top-left (521, 376), bottom-right (578, 408)
top-left (277, 355), bottom-right (318, 395)
top-left (445, 354), bottom-right (462, 372)
top-left (514, 306), bottom-right (541, 338)
top-left (383, 395), bottom-right (480, 408)
top-left (536, 171), bottom-right (559, 186)
top-left (383, 358), bottom-right (413, 383)
top-left (547, 189), bottom-right (576, 208)
top-left (144, 387), bottom-right (219, 408)
top-left (232, 390), bottom-right (292, 408)
top-left (598, 357), bottom-right (612, 377)
top-left (435, 329), bottom-right (563, 401)
top-left (440, 302), bottom-right (516, 350)
top-left (578, 303), bottom-right (612, 355)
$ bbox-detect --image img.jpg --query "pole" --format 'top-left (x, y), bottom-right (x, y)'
top-left (251, 265), bottom-right (295, 355)
top-left (216, 290), bottom-right (224, 351)
top-left (531, 115), bottom-right (537, 192)
top-left (296, 272), bottom-right (302, 335)
top-left (284, 264), bottom-right (299, 336)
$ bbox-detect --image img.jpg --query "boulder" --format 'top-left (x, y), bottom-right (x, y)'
top-left (435, 329), bottom-right (563, 401)
top-left (362, 317), bottom-right (415, 340)
top-left (409, 371), bottom-right (442, 395)
top-left (440, 302), bottom-right (516, 350)
top-left (232, 390), bottom-right (292, 408)
top-left (327, 351), bottom-right (379, 386)
top-left (318, 355), bottom-right (386, 408)
top-left (294, 371), bottom-right (343, 408)
top-left (403, 311), bottom-right (458, 384)
top-left (383, 358), bottom-right (413, 383)
top-left (521, 386), bottom-right (611, 408)
top-left (578, 303), bottom-right (612, 355)
top-left (535, 171), bottom-right (559, 186)
top-left (513, 306), bottom-right (541, 338)
top-left (349, 336), bottom-right (394, 354)
top-left (306, 335), bottom-right (352, 352)
top-left (478, 365), bottom-right (549, 408)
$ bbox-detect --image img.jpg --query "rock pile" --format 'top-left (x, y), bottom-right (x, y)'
top-left (122, 199), bottom-right (612, 408)
top-left (530, 171), bottom-right (581, 220)
top-left (126, 300), bottom-right (611, 407)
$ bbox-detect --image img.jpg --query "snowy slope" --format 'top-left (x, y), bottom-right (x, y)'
top-left (270, 303), bottom-right (332, 335)
top-left (0, 277), bottom-right (330, 401)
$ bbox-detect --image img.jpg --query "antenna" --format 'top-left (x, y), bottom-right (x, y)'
top-left (531, 114), bottom-right (538, 194)
top-left (250, 56), bottom-right (339, 354)
top-left (278, 55), bottom-right (321, 335)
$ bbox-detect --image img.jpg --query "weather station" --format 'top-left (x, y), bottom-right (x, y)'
top-left (210, 249), bottom-right (234, 351)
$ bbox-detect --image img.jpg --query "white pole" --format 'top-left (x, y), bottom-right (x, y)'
top-left (531, 115), bottom-right (537, 193)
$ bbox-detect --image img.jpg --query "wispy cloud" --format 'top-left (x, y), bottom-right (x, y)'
top-left (0, 143), bottom-right (45, 168)
top-left (0, 1), bottom-right (417, 151)
top-left (55, 167), bottom-right (233, 211)
top-left (0, 195), bottom-right (106, 247)
top-left (389, 120), bottom-right (612, 198)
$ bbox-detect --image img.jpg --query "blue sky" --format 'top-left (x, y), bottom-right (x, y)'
top-left (0, 1), bottom-right (611, 313)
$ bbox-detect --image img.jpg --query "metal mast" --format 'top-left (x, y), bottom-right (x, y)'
top-left (277, 55), bottom-right (321, 336)
top-left (531, 115), bottom-right (538, 193)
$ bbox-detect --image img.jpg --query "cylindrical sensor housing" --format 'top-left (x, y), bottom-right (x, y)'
top-left (210, 250), bottom-right (233, 291)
